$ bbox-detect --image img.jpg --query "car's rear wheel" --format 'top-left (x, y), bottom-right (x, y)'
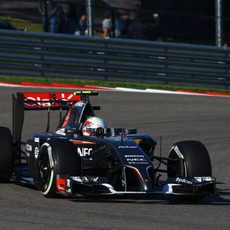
top-left (36, 139), bottom-right (81, 197)
top-left (0, 127), bottom-right (13, 182)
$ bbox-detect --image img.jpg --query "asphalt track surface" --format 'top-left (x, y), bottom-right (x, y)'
top-left (0, 87), bottom-right (229, 230)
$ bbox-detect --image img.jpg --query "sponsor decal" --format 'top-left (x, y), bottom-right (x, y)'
top-left (23, 92), bottom-right (81, 108)
top-left (194, 177), bottom-right (214, 183)
top-left (124, 154), bottom-right (149, 165)
top-left (34, 147), bottom-right (39, 159)
top-left (34, 137), bottom-right (39, 143)
top-left (125, 155), bottom-right (145, 158)
top-left (176, 177), bottom-right (193, 184)
top-left (26, 144), bottom-right (32, 151)
top-left (77, 147), bottom-right (93, 157)
top-left (75, 101), bottom-right (85, 107)
top-left (72, 176), bottom-right (99, 183)
top-left (118, 146), bottom-right (137, 149)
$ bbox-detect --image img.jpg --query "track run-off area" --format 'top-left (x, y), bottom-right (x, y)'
top-left (0, 85), bottom-right (229, 230)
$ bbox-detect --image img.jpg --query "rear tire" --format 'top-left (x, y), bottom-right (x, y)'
top-left (36, 138), bottom-right (81, 198)
top-left (0, 127), bottom-right (13, 182)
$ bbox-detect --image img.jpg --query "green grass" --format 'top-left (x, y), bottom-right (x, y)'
top-left (0, 75), bottom-right (229, 94)
top-left (0, 16), bottom-right (43, 32)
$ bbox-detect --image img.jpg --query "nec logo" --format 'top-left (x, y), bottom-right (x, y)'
top-left (77, 147), bottom-right (93, 157)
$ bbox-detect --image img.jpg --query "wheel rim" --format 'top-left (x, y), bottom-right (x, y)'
top-left (38, 147), bottom-right (54, 195)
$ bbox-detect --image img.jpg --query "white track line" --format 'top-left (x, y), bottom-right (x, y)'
top-left (116, 87), bottom-right (207, 96)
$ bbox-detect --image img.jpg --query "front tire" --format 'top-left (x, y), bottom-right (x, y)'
top-left (168, 140), bottom-right (212, 178)
top-left (0, 127), bottom-right (13, 182)
top-left (37, 138), bottom-right (81, 197)
top-left (167, 140), bottom-right (212, 202)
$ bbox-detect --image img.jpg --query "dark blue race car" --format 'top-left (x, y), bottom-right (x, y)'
top-left (0, 91), bottom-right (215, 202)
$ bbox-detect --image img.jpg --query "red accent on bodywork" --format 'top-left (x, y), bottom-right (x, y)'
top-left (71, 141), bottom-right (95, 145)
top-left (56, 178), bottom-right (66, 193)
top-left (132, 167), bottom-right (145, 183)
top-left (22, 92), bottom-right (81, 109)
top-left (61, 108), bottom-right (72, 128)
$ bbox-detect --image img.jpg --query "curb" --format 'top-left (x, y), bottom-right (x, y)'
top-left (0, 82), bottom-right (115, 91)
top-left (0, 82), bottom-right (230, 97)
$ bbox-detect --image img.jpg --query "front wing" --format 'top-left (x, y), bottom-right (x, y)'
top-left (56, 175), bottom-right (216, 199)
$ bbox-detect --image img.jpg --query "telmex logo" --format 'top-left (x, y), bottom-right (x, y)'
top-left (77, 147), bottom-right (93, 157)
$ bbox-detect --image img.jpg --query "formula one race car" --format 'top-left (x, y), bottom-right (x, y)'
top-left (0, 91), bottom-right (215, 202)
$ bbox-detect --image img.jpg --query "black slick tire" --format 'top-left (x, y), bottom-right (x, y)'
top-left (167, 140), bottom-right (212, 202)
top-left (0, 126), bottom-right (13, 182)
top-left (36, 138), bottom-right (81, 198)
top-left (168, 140), bottom-right (212, 178)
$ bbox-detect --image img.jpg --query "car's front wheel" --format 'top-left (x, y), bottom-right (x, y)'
top-left (36, 139), bottom-right (81, 197)
top-left (167, 140), bottom-right (212, 178)
top-left (167, 140), bottom-right (212, 202)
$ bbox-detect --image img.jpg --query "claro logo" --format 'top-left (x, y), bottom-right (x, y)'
top-left (23, 92), bottom-right (79, 108)
top-left (77, 147), bottom-right (93, 157)
top-left (25, 96), bottom-right (68, 108)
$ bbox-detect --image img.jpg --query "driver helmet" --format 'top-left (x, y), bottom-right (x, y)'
top-left (82, 117), bottom-right (109, 136)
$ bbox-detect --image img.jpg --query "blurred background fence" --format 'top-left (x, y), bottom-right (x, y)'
top-left (0, 29), bottom-right (229, 89)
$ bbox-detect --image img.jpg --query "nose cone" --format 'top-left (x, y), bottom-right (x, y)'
top-left (125, 166), bottom-right (153, 192)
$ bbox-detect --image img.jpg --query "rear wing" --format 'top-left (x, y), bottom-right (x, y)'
top-left (12, 91), bottom-right (98, 142)
top-left (17, 91), bottom-right (98, 110)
